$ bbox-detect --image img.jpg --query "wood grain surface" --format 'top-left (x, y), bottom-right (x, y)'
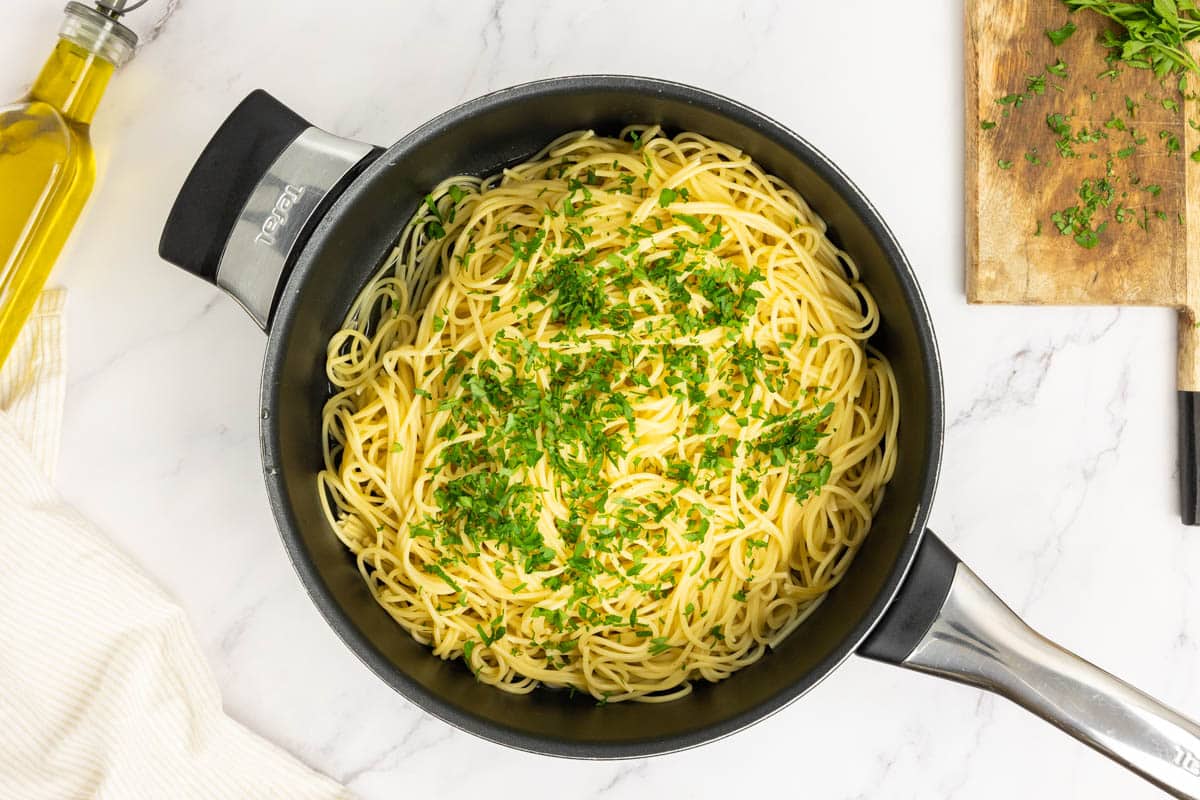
top-left (965, 0), bottom-right (1200, 388)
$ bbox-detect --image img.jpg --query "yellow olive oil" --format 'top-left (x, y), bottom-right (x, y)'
top-left (0, 3), bottom-right (137, 367)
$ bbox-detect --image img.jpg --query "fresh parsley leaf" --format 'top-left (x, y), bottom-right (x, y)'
top-left (674, 213), bottom-right (708, 234)
top-left (423, 563), bottom-right (462, 593)
top-left (1046, 20), bottom-right (1077, 46)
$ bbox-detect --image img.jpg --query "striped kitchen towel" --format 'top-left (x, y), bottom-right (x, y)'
top-left (0, 291), bottom-right (351, 800)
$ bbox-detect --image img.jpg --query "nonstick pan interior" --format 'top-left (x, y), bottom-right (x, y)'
top-left (260, 76), bottom-right (941, 757)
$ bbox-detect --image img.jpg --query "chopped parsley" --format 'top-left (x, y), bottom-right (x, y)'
top-left (1160, 129), bottom-right (1182, 154)
top-left (987, 16), bottom-right (1194, 250)
top-left (1051, 176), bottom-right (1115, 249)
top-left (1046, 20), bottom-right (1077, 46)
top-left (674, 213), bottom-right (708, 234)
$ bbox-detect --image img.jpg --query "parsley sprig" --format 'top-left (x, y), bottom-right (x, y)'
top-left (1064, 0), bottom-right (1200, 78)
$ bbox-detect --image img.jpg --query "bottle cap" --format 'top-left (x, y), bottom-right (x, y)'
top-left (61, 1), bottom-right (139, 67)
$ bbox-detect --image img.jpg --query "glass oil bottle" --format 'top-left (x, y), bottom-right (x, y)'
top-left (0, 2), bottom-right (141, 366)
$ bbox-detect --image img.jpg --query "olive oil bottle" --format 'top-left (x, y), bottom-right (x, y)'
top-left (0, 2), bottom-right (141, 367)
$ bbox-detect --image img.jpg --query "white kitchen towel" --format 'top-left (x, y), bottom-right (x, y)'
top-left (0, 292), bottom-right (352, 800)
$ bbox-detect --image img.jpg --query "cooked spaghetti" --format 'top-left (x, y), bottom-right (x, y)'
top-left (319, 127), bottom-right (899, 702)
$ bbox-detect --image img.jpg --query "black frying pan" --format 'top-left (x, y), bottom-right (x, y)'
top-left (157, 76), bottom-right (1200, 797)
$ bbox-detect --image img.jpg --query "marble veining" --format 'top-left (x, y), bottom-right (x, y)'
top-left (136, 0), bottom-right (181, 48)
top-left (2, 0), bottom-right (1198, 797)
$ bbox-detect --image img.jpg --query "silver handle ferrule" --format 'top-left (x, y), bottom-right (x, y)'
top-left (215, 127), bottom-right (373, 329)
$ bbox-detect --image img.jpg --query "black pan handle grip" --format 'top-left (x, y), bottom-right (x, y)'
top-left (860, 531), bottom-right (1200, 797)
top-left (1180, 391), bottom-right (1200, 525)
top-left (857, 531), bottom-right (959, 663)
top-left (158, 90), bottom-right (380, 329)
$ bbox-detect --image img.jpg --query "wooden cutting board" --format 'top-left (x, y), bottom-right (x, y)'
top-left (966, 0), bottom-right (1200, 523)
top-left (966, 0), bottom-right (1200, 390)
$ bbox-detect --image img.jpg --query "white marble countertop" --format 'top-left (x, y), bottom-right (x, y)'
top-left (4, 1), bottom-right (1199, 797)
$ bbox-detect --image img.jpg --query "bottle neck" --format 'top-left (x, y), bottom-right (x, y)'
top-left (29, 38), bottom-right (114, 125)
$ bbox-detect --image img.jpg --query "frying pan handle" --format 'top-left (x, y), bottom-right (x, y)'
top-left (158, 90), bottom-right (381, 329)
top-left (860, 531), bottom-right (1200, 798)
